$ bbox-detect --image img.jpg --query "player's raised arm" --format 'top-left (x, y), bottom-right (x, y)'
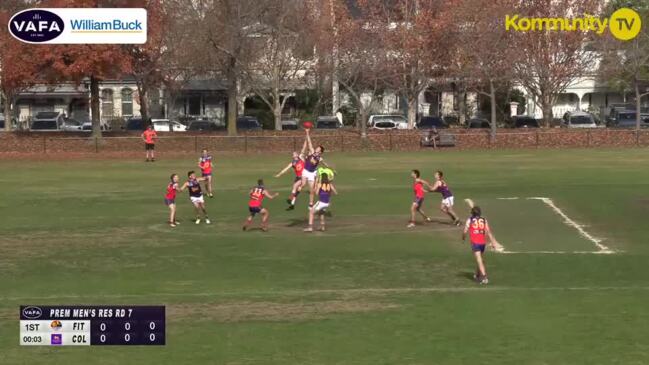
top-left (300, 138), bottom-right (309, 156)
top-left (422, 178), bottom-right (436, 191)
top-left (305, 129), bottom-right (315, 154)
top-left (275, 163), bottom-right (293, 178)
top-left (179, 181), bottom-right (189, 191)
top-left (330, 182), bottom-right (338, 195)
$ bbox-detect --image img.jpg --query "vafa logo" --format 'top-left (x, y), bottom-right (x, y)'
top-left (8, 9), bottom-right (64, 43)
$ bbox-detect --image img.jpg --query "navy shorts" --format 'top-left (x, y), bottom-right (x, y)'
top-left (202, 172), bottom-right (212, 177)
top-left (164, 198), bottom-right (175, 206)
top-left (249, 206), bottom-right (262, 216)
top-left (413, 197), bottom-right (424, 208)
top-left (145, 143), bottom-right (155, 150)
top-left (294, 176), bottom-right (302, 183)
top-left (472, 243), bottom-right (486, 253)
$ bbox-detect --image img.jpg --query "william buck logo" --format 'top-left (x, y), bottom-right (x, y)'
top-left (505, 7), bottom-right (642, 41)
top-left (9, 9), bottom-right (65, 43)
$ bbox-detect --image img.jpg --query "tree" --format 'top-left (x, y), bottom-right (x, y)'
top-left (598, 0), bottom-right (649, 130)
top-left (333, 0), bottom-right (393, 137)
top-left (243, 0), bottom-right (314, 130)
top-left (41, 0), bottom-right (133, 137)
top-left (122, 0), bottom-right (169, 123)
top-left (183, 0), bottom-right (272, 135)
top-left (512, 0), bottom-right (601, 127)
top-left (359, 0), bottom-right (457, 128)
top-left (0, 2), bottom-right (44, 131)
top-left (451, 0), bottom-right (517, 138)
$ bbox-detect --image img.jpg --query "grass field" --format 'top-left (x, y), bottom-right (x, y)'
top-left (2, 149), bottom-right (649, 364)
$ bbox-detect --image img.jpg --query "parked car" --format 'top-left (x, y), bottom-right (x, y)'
top-left (562, 111), bottom-right (597, 128)
top-left (281, 118), bottom-right (299, 130)
top-left (30, 111), bottom-right (65, 131)
top-left (60, 117), bottom-right (83, 132)
top-left (466, 118), bottom-right (491, 129)
top-left (152, 119), bottom-right (187, 132)
top-left (368, 115), bottom-right (408, 130)
top-left (316, 116), bottom-right (343, 129)
top-left (0, 115), bottom-right (17, 130)
top-left (124, 117), bottom-right (146, 131)
top-left (187, 119), bottom-right (224, 131)
top-left (417, 116), bottom-right (448, 130)
top-left (512, 115), bottom-right (540, 128)
top-left (608, 111), bottom-right (649, 128)
top-left (81, 120), bottom-right (111, 131)
top-left (236, 116), bottom-right (263, 131)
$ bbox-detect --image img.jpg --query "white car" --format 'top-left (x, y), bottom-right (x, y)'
top-left (152, 119), bottom-right (187, 132)
top-left (562, 111), bottom-right (597, 128)
top-left (368, 115), bottom-right (409, 130)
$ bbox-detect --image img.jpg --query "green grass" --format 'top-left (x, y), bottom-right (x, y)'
top-left (2, 149), bottom-right (649, 364)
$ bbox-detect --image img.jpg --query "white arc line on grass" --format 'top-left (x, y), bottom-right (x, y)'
top-left (497, 197), bottom-right (519, 200)
top-left (527, 197), bottom-right (612, 253)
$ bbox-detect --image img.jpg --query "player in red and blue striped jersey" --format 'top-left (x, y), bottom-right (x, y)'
top-left (164, 173), bottom-right (181, 228)
top-left (198, 148), bottom-right (214, 198)
top-left (462, 206), bottom-right (497, 284)
top-left (275, 151), bottom-right (306, 210)
top-left (243, 179), bottom-right (279, 232)
top-left (408, 169), bottom-right (433, 228)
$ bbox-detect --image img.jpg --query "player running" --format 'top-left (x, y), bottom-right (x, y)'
top-left (429, 170), bottom-right (461, 226)
top-left (408, 169), bottom-right (433, 228)
top-left (275, 151), bottom-right (305, 210)
top-left (304, 172), bottom-right (338, 232)
top-left (142, 124), bottom-right (158, 162)
top-left (164, 173), bottom-right (181, 228)
top-left (462, 206), bottom-right (497, 284)
top-left (243, 179), bottom-right (279, 232)
top-left (180, 171), bottom-right (211, 225)
top-left (198, 148), bottom-right (214, 198)
top-left (301, 129), bottom-right (331, 209)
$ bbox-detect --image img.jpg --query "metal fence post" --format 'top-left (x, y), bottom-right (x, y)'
top-left (95, 136), bottom-right (99, 153)
top-left (43, 136), bottom-right (47, 153)
top-left (244, 135), bottom-right (248, 153)
top-left (636, 130), bottom-right (640, 146)
top-left (389, 133), bottom-right (393, 151)
top-left (535, 130), bottom-right (540, 147)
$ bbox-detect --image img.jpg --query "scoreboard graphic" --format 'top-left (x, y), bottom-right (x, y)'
top-left (20, 305), bottom-right (165, 346)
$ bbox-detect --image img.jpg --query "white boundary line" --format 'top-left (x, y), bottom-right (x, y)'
top-left (527, 197), bottom-right (613, 254)
top-left (466, 197), bottom-right (615, 255)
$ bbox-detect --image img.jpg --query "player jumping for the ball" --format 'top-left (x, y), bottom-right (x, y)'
top-left (462, 206), bottom-right (497, 284)
top-left (304, 172), bottom-right (337, 232)
top-left (275, 150), bottom-right (306, 210)
top-left (301, 128), bottom-right (332, 210)
top-left (408, 169), bottom-right (433, 228)
top-left (164, 173), bottom-right (181, 227)
top-left (180, 171), bottom-right (211, 224)
top-left (243, 179), bottom-right (279, 232)
top-left (198, 148), bottom-right (214, 198)
top-left (429, 170), bottom-right (461, 226)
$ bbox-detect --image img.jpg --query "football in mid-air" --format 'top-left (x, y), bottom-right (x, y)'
top-left (303, 121), bottom-right (313, 129)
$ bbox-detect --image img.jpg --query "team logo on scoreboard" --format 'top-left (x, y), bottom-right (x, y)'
top-left (51, 333), bottom-right (62, 345)
top-left (22, 306), bottom-right (43, 319)
top-left (50, 320), bottom-right (63, 331)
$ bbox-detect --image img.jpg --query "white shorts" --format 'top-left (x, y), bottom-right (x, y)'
top-left (442, 196), bottom-right (454, 207)
top-left (313, 201), bottom-right (330, 212)
top-left (190, 196), bottom-right (204, 205)
top-left (302, 169), bottom-right (317, 183)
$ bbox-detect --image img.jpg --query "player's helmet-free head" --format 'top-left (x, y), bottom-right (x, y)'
top-left (412, 169), bottom-right (420, 178)
top-left (435, 170), bottom-right (443, 179)
top-left (257, 178), bottom-right (264, 186)
top-left (188, 170), bottom-right (195, 178)
top-left (320, 173), bottom-right (329, 183)
top-left (316, 145), bottom-right (325, 154)
top-left (170, 173), bottom-right (178, 182)
top-left (471, 206), bottom-right (481, 217)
